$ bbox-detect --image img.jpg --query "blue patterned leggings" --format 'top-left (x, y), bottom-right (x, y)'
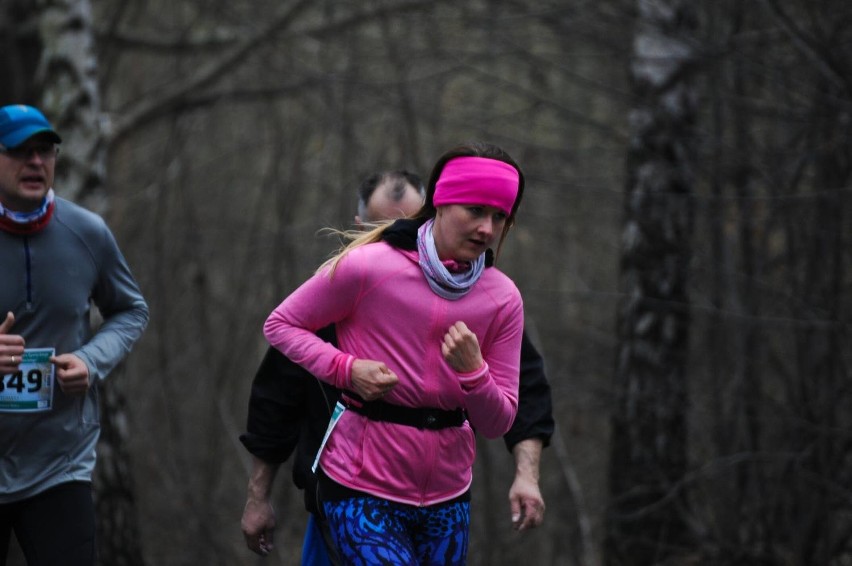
top-left (322, 496), bottom-right (470, 565)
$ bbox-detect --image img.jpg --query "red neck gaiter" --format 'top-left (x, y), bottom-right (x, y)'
top-left (0, 199), bottom-right (55, 235)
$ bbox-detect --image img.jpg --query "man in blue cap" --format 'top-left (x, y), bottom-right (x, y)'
top-left (0, 104), bottom-right (149, 566)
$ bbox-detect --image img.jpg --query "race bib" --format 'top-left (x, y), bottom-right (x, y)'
top-left (311, 401), bottom-right (346, 473)
top-left (0, 348), bottom-right (55, 413)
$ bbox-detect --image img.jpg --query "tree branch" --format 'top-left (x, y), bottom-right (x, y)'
top-left (106, 0), bottom-right (452, 145)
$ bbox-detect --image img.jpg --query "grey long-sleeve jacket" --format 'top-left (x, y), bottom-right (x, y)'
top-left (0, 197), bottom-right (148, 503)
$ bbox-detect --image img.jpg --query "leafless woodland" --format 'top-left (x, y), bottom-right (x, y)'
top-left (2, 1), bottom-right (851, 565)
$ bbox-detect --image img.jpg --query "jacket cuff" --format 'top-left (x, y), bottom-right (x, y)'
top-left (335, 353), bottom-right (356, 389)
top-left (458, 362), bottom-right (489, 390)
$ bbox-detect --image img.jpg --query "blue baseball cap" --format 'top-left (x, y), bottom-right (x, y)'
top-left (0, 104), bottom-right (62, 150)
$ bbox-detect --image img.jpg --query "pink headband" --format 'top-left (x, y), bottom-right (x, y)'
top-left (433, 156), bottom-right (520, 216)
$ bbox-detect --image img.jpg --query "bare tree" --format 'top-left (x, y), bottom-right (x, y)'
top-left (605, 1), bottom-right (699, 564)
top-left (694, 2), bottom-right (852, 564)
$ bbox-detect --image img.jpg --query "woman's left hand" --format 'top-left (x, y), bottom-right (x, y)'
top-left (351, 359), bottom-right (399, 401)
top-left (441, 321), bottom-right (484, 373)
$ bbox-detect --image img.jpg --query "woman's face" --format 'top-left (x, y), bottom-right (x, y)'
top-left (432, 204), bottom-right (508, 262)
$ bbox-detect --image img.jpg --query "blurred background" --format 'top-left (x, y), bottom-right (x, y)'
top-left (2, 0), bottom-right (851, 564)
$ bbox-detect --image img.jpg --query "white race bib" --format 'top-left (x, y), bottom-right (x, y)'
top-left (0, 348), bottom-right (55, 413)
top-left (311, 401), bottom-right (346, 473)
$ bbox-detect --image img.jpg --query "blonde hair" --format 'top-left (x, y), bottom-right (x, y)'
top-left (317, 221), bottom-right (393, 277)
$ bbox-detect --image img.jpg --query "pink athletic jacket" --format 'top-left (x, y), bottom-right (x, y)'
top-left (264, 240), bottom-right (523, 506)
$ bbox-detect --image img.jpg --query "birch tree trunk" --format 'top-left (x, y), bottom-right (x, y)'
top-left (605, 1), bottom-right (699, 564)
top-left (14, 1), bottom-right (146, 564)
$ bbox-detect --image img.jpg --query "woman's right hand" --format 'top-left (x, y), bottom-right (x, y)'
top-left (441, 321), bottom-right (484, 374)
top-left (350, 359), bottom-right (399, 401)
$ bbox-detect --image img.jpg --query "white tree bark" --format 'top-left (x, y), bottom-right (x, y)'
top-left (606, 0), bottom-right (699, 564)
top-left (36, 0), bottom-right (106, 210)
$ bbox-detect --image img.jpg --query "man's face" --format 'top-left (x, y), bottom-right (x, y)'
top-left (0, 134), bottom-right (57, 212)
top-left (362, 181), bottom-right (424, 223)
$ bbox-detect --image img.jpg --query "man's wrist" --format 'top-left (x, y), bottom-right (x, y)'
top-left (246, 457), bottom-right (279, 500)
top-left (512, 438), bottom-right (543, 481)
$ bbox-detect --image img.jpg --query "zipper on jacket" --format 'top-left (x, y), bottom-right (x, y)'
top-left (24, 236), bottom-right (34, 311)
top-left (418, 430), bottom-right (438, 507)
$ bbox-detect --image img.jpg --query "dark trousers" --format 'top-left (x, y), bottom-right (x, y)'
top-left (0, 482), bottom-right (96, 566)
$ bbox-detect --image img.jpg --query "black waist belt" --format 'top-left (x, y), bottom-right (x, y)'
top-left (342, 396), bottom-right (466, 430)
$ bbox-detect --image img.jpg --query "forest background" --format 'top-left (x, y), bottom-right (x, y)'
top-left (2, 1), bottom-right (851, 565)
